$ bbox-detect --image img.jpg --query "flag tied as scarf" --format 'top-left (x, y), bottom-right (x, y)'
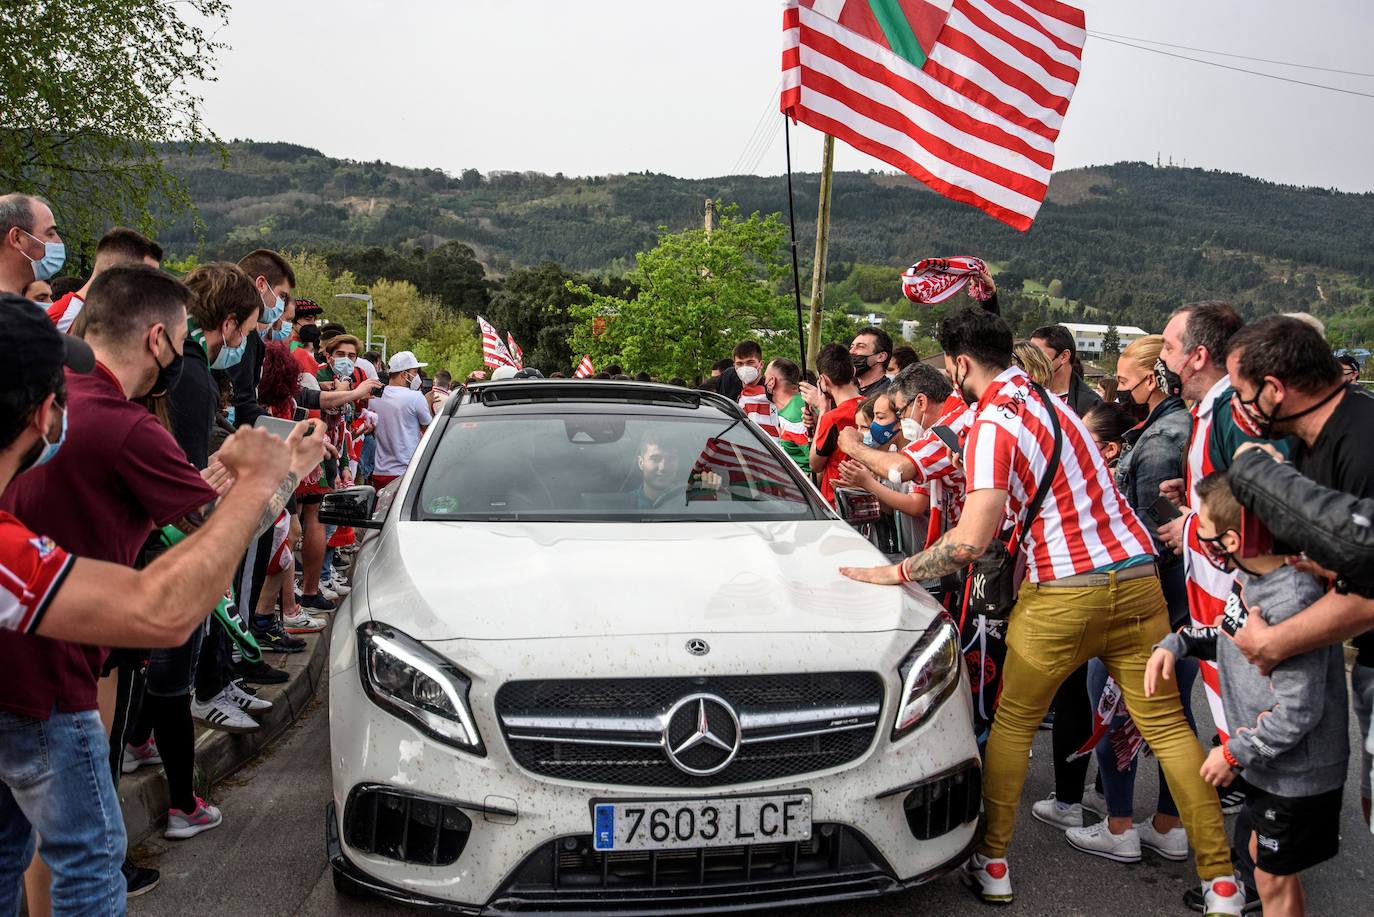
top-left (781, 0), bottom-right (1085, 230)
top-left (902, 255), bottom-right (988, 303)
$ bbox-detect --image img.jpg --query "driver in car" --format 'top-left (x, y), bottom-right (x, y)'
top-left (634, 437), bottom-right (722, 509)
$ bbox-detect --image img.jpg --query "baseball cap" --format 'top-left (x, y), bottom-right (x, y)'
top-left (491, 364), bottom-right (518, 380)
top-left (1338, 353), bottom-right (1360, 373)
top-left (3, 293), bottom-right (95, 396)
top-left (388, 350), bottom-right (428, 372)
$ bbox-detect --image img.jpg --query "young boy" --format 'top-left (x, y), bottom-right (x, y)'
top-left (1146, 471), bottom-right (1348, 917)
top-left (733, 340), bottom-right (779, 438)
top-left (805, 343), bottom-right (863, 505)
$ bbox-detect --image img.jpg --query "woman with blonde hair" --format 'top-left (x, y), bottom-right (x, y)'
top-left (1013, 340), bottom-right (1054, 387)
top-left (1062, 332), bottom-right (1199, 867)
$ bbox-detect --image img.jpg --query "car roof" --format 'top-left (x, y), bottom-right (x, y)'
top-left (448, 380), bottom-right (744, 419)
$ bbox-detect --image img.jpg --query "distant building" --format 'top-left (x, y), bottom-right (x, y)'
top-left (1059, 322), bottom-right (1150, 356)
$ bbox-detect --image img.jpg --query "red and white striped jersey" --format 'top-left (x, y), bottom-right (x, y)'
top-left (1181, 512), bottom-right (1232, 739)
top-left (1184, 375), bottom-right (1231, 506)
top-left (45, 292), bottom-right (84, 333)
top-left (963, 367), bottom-right (1155, 583)
top-left (0, 513), bottom-right (73, 635)
top-left (739, 385), bottom-right (781, 439)
top-left (1179, 375), bottom-right (1236, 740)
top-left (901, 398), bottom-right (974, 541)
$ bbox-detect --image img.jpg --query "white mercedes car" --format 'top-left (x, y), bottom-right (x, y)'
top-left (322, 380), bottom-right (979, 913)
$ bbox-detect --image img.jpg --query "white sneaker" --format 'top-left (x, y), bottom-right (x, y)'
top-left (224, 679), bottom-right (273, 714)
top-left (283, 609), bottom-right (326, 634)
top-left (1065, 820), bottom-right (1142, 863)
top-left (191, 693), bottom-right (260, 734)
top-left (962, 853), bottom-right (1013, 904)
top-left (317, 582), bottom-right (339, 601)
top-left (325, 572), bottom-right (351, 596)
top-left (1202, 875), bottom-right (1247, 916)
top-left (1137, 818), bottom-right (1189, 861)
top-left (1031, 793), bottom-right (1083, 830)
top-left (1081, 786), bottom-right (1109, 817)
top-left (121, 739), bottom-right (162, 774)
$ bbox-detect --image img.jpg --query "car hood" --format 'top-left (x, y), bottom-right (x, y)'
top-left (360, 520), bottom-right (936, 642)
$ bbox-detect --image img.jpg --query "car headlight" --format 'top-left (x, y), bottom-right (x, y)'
top-left (892, 613), bottom-right (962, 740)
top-left (357, 622), bottom-right (485, 755)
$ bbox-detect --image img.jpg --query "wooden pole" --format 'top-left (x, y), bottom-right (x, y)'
top-left (805, 135), bottom-right (835, 371)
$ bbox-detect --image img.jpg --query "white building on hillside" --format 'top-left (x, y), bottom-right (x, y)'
top-left (1060, 322), bottom-right (1151, 356)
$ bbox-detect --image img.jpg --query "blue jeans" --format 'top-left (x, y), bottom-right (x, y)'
top-left (1088, 655), bottom-right (1199, 819)
top-left (0, 708), bottom-right (126, 916)
top-left (359, 434), bottom-right (376, 482)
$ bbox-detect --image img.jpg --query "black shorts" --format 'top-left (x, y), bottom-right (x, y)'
top-left (1245, 784), bottom-right (1343, 876)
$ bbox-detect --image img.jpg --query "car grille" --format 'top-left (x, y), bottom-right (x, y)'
top-left (488, 824), bottom-right (894, 912)
top-left (343, 785), bottom-right (472, 866)
top-left (495, 673), bottom-right (884, 788)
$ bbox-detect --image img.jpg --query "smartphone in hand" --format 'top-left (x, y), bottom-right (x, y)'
top-left (1145, 494), bottom-right (1183, 527)
top-left (932, 425), bottom-right (960, 455)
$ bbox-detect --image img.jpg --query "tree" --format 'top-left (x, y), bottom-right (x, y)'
top-left (486, 261), bottom-right (635, 375)
top-left (1102, 324), bottom-right (1121, 358)
top-left (0, 1), bottom-right (229, 249)
top-left (1047, 278), bottom-right (1065, 298)
top-left (567, 209), bottom-right (788, 381)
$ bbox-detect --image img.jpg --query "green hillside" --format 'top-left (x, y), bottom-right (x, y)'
top-left (153, 141), bottom-right (1374, 343)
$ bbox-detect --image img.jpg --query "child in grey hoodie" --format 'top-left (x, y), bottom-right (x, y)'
top-left (1147, 471), bottom-right (1347, 917)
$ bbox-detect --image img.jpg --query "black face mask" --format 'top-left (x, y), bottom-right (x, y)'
top-left (1153, 358), bottom-right (1182, 398)
top-left (148, 327), bottom-right (184, 399)
top-left (851, 353), bottom-right (872, 375)
top-left (1116, 386), bottom-right (1148, 422)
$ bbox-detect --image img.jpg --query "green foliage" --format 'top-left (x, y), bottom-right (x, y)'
top-left (1102, 324), bottom-right (1121, 358)
top-left (1046, 278), bottom-right (1065, 298)
top-left (286, 251), bottom-right (483, 380)
top-left (323, 242), bottom-right (491, 317)
top-left (0, 1), bottom-right (228, 253)
top-left (486, 261), bottom-right (636, 375)
top-left (567, 209), bottom-right (788, 380)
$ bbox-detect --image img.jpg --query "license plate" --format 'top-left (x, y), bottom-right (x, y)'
top-left (592, 794), bottom-right (812, 852)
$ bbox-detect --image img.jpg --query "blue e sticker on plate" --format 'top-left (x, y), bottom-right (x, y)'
top-left (593, 804), bottom-right (615, 851)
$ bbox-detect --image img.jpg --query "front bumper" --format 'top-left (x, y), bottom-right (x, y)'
top-left (327, 800), bottom-right (978, 915)
top-left (328, 625), bottom-right (980, 912)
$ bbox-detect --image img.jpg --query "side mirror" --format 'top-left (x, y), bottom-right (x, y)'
top-left (833, 487), bottom-right (881, 527)
top-left (320, 486), bottom-right (384, 530)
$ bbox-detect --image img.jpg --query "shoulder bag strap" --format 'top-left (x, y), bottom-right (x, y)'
top-left (1016, 381), bottom-right (1064, 547)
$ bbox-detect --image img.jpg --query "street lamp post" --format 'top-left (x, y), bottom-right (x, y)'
top-left (334, 293), bottom-right (374, 354)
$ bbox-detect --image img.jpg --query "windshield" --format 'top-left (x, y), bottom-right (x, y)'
top-left (415, 411), bottom-right (821, 522)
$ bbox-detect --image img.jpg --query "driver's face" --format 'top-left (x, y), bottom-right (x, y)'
top-left (638, 445), bottom-right (680, 489)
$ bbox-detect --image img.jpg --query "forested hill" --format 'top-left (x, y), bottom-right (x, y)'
top-left (157, 141), bottom-right (1374, 342)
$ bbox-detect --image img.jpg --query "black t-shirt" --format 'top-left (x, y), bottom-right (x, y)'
top-left (166, 338), bottom-right (216, 470)
top-left (1292, 385), bottom-right (1374, 664)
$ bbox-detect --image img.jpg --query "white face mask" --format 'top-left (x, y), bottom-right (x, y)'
top-left (408, 372), bottom-right (422, 391)
top-left (900, 418), bottom-right (925, 442)
top-left (736, 365), bottom-right (760, 385)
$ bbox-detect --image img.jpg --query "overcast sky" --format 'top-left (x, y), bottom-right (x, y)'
top-left (197, 0), bottom-right (1374, 192)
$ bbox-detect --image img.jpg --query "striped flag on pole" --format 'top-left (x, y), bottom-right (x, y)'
top-left (782, 0), bottom-right (1085, 230)
top-left (505, 333), bottom-right (525, 370)
top-left (478, 315), bottom-right (515, 369)
top-left (573, 355), bottom-right (595, 379)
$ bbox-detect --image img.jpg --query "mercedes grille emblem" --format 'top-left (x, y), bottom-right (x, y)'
top-left (663, 694), bottom-right (741, 776)
top-left (685, 638), bottom-right (710, 657)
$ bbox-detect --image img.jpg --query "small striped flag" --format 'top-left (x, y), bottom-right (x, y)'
top-left (573, 355), bottom-right (596, 379)
top-left (506, 333), bottom-right (525, 370)
top-left (782, 0), bottom-right (1085, 230)
top-left (693, 437), bottom-right (805, 503)
top-left (478, 315), bottom-right (515, 369)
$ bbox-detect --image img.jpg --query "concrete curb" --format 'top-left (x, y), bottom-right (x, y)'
top-left (120, 616), bottom-right (333, 846)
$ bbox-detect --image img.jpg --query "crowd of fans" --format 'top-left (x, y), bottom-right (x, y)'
top-left (3, 190), bottom-right (1372, 917)
top-left (0, 193), bottom-right (459, 914)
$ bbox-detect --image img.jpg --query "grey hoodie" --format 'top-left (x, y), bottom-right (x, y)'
top-left (1158, 563), bottom-right (1348, 797)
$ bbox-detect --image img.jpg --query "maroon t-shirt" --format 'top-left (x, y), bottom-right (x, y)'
top-left (0, 363), bottom-right (218, 718)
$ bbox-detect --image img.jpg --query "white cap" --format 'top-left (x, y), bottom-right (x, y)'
top-left (388, 350), bottom-right (428, 371)
top-left (491, 364), bottom-right (519, 380)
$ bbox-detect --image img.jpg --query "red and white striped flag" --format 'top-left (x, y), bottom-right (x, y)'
top-left (505, 333), bottom-right (525, 370)
top-left (573, 355), bottom-right (595, 379)
top-left (478, 315), bottom-right (515, 369)
top-left (693, 438), bottom-right (805, 502)
top-left (782, 0), bottom-right (1085, 231)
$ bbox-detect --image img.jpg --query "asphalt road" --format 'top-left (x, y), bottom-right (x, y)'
top-left (129, 673), bottom-right (1372, 917)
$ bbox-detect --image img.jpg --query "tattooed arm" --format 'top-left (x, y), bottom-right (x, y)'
top-left (251, 471), bottom-right (300, 537)
top-left (840, 488), bottom-right (1007, 586)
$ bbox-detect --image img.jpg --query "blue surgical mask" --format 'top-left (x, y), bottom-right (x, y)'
top-left (22, 404), bottom-right (66, 471)
top-left (259, 287), bottom-right (285, 325)
top-left (226, 406), bottom-right (236, 426)
top-left (269, 325), bottom-right (291, 342)
top-left (212, 331), bottom-right (247, 370)
top-left (869, 420), bottom-right (899, 447)
top-left (23, 230), bottom-right (65, 281)
top-left (332, 356), bottom-right (356, 377)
